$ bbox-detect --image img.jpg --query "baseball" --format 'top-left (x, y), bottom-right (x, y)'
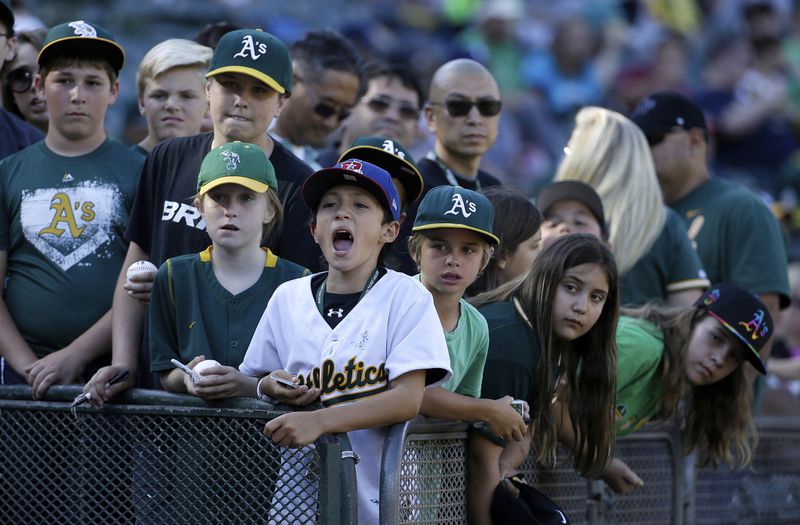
top-left (126, 260), bottom-right (157, 283)
top-left (193, 359), bottom-right (221, 376)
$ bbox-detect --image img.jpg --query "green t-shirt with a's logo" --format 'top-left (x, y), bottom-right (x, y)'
top-left (670, 177), bottom-right (790, 306)
top-left (0, 139), bottom-right (143, 356)
top-left (615, 316), bottom-right (664, 436)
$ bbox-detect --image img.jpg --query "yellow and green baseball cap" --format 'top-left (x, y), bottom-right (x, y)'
top-left (38, 21), bottom-right (126, 73)
top-left (206, 29), bottom-right (291, 95)
top-left (197, 142), bottom-right (278, 195)
top-left (338, 136), bottom-right (424, 204)
top-left (413, 186), bottom-right (499, 244)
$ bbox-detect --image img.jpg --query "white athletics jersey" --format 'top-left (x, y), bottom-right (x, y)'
top-left (241, 269), bottom-right (452, 523)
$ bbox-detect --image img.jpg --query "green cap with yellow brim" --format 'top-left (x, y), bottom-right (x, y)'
top-left (413, 186), bottom-right (499, 245)
top-left (338, 136), bottom-right (424, 204)
top-left (38, 21), bottom-right (125, 73)
top-left (197, 141), bottom-right (278, 195)
top-left (206, 29), bottom-right (291, 95)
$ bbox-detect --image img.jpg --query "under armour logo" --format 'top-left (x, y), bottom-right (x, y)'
top-left (69, 21), bottom-right (97, 38)
top-left (327, 308), bottom-right (344, 318)
top-left (340, 160), bottom-right (363, 173)
top-left (220, 150), bottom-right (241, 171)
top-left (381, 139), bottom-right (405, 159)
top-left (233, 35), bottom-right (267, 60)
top-left (443, 193), bottom-right (476, 218)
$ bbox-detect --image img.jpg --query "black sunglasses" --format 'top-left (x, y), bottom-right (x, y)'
top-left (429, 98), bottom-right (502, 117)
top-left (295, 75), bottom-right (351, 122)
top-left (365, 96), bottom-right (419, 121)
top-left (6, 66), bottom-right (35, 94)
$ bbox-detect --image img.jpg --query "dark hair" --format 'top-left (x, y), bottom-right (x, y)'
top-left (193, 22), bottom-right (243, 49)
top-left (39, 55), bottom-right (118, 85)
top-left (291, 30), bottom-right (366, 98)
top-left (1, 28), bottom-right (47, 119)
top-left (472, 233), bottom-right (619, 476)
top-left (364, 59), bottom-right (424, 109)
top-left (467, 187), bottom-right (542, 296)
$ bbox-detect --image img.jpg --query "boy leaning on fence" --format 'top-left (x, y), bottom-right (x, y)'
top-left (0, 20), bottom-right (143, 394)
top-left (240, 159), bottom-right (452, 523)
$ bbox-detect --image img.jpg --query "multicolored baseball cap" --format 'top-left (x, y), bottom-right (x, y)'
top-left (536, 180), bottom-right (609, 238)
top-left (197, 141), bottom-right (277, 195)
top-left (338, 136), bottom-right (424, 205)
top-left (412, 186), bottom-right (499, 244)
top-left (38, 21), bottom-right (126, 73)
top-left (0, 1), bottom-right (13, 34)
top-left (630, 91), bottom-right (707, 144)
top-left (302, 159), bottom-right (401, 221)
top-left (695, 283), bottom-right (774, 375)
top-left (206, 29), bottom-right (291, 95)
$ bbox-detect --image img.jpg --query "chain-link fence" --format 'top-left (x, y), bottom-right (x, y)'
top-left (0, 385), bottom-right (357, 525)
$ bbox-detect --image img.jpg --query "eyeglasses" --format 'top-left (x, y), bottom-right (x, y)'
top-left (295, 74), bottom-right (352, 122)
top-left (6, 66), bottom-right (36, 94)
top-left (428, 98), bottom-right (502, 117)
top-left (364, 95), bottom-right (419, 121)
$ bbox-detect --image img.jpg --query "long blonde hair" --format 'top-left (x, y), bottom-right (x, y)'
top-left (555, 107), bottom-right (666, 274)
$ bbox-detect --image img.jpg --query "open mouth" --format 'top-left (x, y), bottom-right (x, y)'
top-left (221, 224), bottom-right (239, 231)
top-left (441, 272), bottom-right (462, 283)
top-left (332, 229), bottom-right (354, 253)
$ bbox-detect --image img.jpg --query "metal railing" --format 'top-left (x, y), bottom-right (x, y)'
top-left (0, 385), bottom-right (357, 525)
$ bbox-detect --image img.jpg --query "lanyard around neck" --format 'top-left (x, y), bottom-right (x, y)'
top-left (425, 151), bottom-right (481, 190)
top-left (315, 268), bottom-right (382, 316)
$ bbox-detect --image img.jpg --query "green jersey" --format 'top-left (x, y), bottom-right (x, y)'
top-left (0, 139), bottom-right (142, 356)
top-left (615, 316), bottom-right (664, 436)
top-left (671, 177), bottom-right (790, 306)
top-left (441, 298), bottom-right (489, 398)
top-left (620, 208), bottom-right (710, 306)
top-left (149, 246), bottom-right (308, 371)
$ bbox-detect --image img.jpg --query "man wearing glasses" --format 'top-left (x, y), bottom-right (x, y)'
top-left (390, 58), bottom-right (503, 274)
top-left (271, 30), bottom-right (363, 170)
top-left (0, 0), bottom-right (43, 160)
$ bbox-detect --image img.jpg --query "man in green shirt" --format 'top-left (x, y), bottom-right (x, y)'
top-left (632, 91), bottom-right (790, 369)
top-left (0, 21), bottom-right (143, 396)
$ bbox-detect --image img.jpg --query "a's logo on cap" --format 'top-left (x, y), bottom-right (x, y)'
top-left (340, 160), bottom-right (364, 174)
top-left (703, 288), bottom-right (721, 305)
top-left (69, 21), bottom-right (97, 38)
top-left (631, 97), bottom-right (656, 118)
top-left (444, 193), bottom-right (477, 218)
top-left (738, 309), bottom-right (769, 341)
top-left (233, 34), bottom-right (267, 61)
top-left (381, 139), bottom-right (405, 159)
top-left (220, 150), bottom-right (241, 171)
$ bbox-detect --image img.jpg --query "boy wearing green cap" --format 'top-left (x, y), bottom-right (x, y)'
top-left (410, 186), bottom-right (526, 439)
top-left (0, 20), bottom-right (143, 394)
top-left (149, 141), bottom-right (307, 396)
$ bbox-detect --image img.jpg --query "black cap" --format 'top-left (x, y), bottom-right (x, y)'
top-left (630, 91), bottom-right (706, 142)
top-left (695, 283), bottom-right (774, 375)
top-left (0, 0), bottom-right (13, 35)
top-left (536, 181), bottom-right (608, 238)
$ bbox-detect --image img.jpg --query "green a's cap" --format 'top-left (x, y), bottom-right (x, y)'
top-left (38, 21), bottom-right (125, 73)
top-left (413, 186), bottom-right (499, 244)
top-left (197, 142), bottom-right (278, 195)
top-left (206, 29), bottom-right (291, 95)
top-left (0, 1), bottom-right (14, 34)
top-left (338, 136), bottom-right (424, 204)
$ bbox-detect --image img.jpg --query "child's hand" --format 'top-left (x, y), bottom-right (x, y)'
top-left (601, 457), bottom-right (644, 493)
top-left (263, 411), bottom-right (323, 448)
top-left (484, 396), bottom-right (526, 442)
top-left (181, 356), bottom-right (206, 394)
top-left (83, 365), bottom-right (134, 407)
top-left (192, 364), bottom-right (249, 400)
top-left (124, 270), bottom-right (156, 306)
top-left (264, 371), bottom-right (320, 406)
top-left (25, 346), bottom-right (86, 399)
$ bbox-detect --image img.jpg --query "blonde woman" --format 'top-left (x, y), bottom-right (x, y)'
top-left (554, 106), bottom-right (709, 306)
top-left (135, 38), bottom-right (213, 153)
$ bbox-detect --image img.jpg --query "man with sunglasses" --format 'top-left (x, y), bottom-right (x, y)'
top-left (631, 90), bottom-right (790, 386)
top-left (0, 0), bottom-right (43, 160)
top-left (391, 59), bottom-right (503, 274)
top-left (271, 30), bottom-right (363, 170)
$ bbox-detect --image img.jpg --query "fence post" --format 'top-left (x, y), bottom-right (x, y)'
top-left (337, 433), bottom-right (359, 525)
top-left (317, 435), bottom-right (341, 525)
top-left (379, 420), bottom-right (411, 525)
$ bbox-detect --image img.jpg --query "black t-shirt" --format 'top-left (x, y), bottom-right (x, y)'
top-left (310, 268), bottom-right (387, 328)
top-left (126, 132), bottom-right (323, 270)
top-left (389, 156), bottom-right (503, 275)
